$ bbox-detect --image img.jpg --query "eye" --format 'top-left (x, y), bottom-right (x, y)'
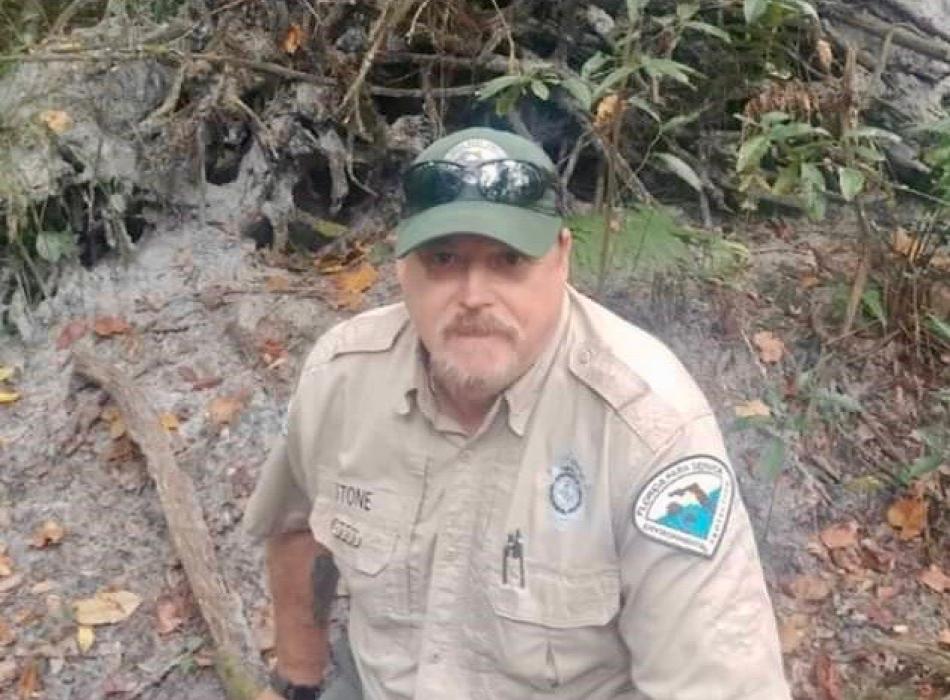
top-left (497, 250), bottom-right (529, 267)
top-left (431, 250), bottom-right (456, 266)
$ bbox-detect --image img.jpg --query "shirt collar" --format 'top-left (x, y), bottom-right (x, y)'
top-left (395, 292), bottom-right (571, 438)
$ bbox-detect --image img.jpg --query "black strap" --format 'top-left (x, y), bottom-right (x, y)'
top-left (270, 670), bottom-right (324, 700)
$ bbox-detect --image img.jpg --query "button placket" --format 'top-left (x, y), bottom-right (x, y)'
top-left (414, 446), bottom-right (480, 696)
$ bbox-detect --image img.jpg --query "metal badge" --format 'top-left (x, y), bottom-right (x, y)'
top-left (549, 456), bottom-right (584, 518)
top-left (444, 138), bottom-right (508, 184)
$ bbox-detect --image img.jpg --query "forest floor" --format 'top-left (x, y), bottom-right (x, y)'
top-left (1, 171), bottom-right (948, 700)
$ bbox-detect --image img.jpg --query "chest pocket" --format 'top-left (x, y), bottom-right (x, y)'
top-left (478, 561), bottom-right (625, 694)
top-left (309, 498), bottom-right (402, 617)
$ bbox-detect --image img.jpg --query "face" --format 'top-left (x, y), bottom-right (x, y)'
top-left (396, 231), bottom-right (571, 401)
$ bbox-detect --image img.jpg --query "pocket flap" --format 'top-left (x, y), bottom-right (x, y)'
top-left (309, 506), bottom-right (397, 576)
top-left (486, 566), bottom-right (620, 628)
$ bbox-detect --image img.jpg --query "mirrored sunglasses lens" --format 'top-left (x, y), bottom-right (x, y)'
top-left (404, 163), bottom-right (463, 210)
top-left (478, 160), bottom-right (547, 204)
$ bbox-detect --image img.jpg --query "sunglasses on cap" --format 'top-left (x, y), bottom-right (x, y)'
top-left (402, 159), bottom-right (559, 216)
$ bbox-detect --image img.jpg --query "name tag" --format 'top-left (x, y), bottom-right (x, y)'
top-left (335, 482), bottom-right (375, 512)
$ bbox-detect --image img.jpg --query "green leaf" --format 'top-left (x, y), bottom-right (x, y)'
top-left (771, 164), bottom-right (799, 195)
top-left (560, 77), bottom-right (592, 111)
top-left (843, 126), bottom-right (902, 143)
top-left (530, 80), bottom-right (550, 100)
top-left (800, 162), bottom-right (825, 191)
top-left (639, 57), bottom-right (701, 86)
top-left (592, 65), bottom-right (639, 101)
top-left (683, 20), bottom-right (731, 43)
top-left (908, 116), bottom-right (950, 135)
top-left (838, 166), bottom-right (866, 201)
top-left (736, 134), bottom-right (770, 172)
top-left (653, 152), bottom-right (703, 192)
top-left (581, 52), bottom-right (610, 80)
top-left (676, 2), bottom-right (701, 21)
top-left (803, 185), bottom-right (826, 220)
top-left (898, 452), bottom-right (945, 485)
top-left (861, 286), bottom-right (886, 328)
top-left (777, 0), bottom-right (818, 19)
top-left (627, 95), bottom-right (661, 122)
top-left (478, 75), bottom-right (525, 100)
top-left (494, 86), bottom-right (521, 116)
top-left (35, 231), bottom-right (74, 263)
top-left (768, 122), bottom-right (830, 142)
top-left (744, 0), bottom-right (770, 24)
top-left (759, 111), bottom-right (790, 128)
top-left (854, 145), bottom-right (885, 163)
top-left (927, 314), bottom-right (950, 343)
top-left (760, 438), bottom-right (786, 480)
top-left (659, 110), bottom-right (702, 134)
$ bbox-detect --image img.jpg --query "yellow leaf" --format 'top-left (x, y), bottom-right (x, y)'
top-left (109, 415), bottom-right (127, 440)
top-left (159, 412), bottom-right (180, 432)
top-left (0, 390), bottom-right (20, 404)
top-left (752, 330), bottom-right (785, 364)
top-left (330, 262), bottom-right (379, 310)
top-left (734, 399), bottom-right (771, 418)
top-left (39, 109), bottom-right (72, 133)
top-left (76, 625), bottom-right (95, 652)
top-left (30, 520), bottom-right (65, 548)
top-left (73, 590), bottom-right (142, 626)
top-left (280, 23), bottom-right (303, 54)
top-left (0, 366), bottom-right (13, 382)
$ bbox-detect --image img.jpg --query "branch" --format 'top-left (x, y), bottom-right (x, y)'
top-left (71, 349), bottom-right (264, 700)
top-left (826, 9), bottom-right (950, 66)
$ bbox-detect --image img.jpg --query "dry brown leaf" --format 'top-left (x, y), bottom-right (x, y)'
top-left (159, 412), bottom-right (180, 432)
top-left (918, 565), bottom-right (950, 594)
top-left (330, 262), bottom-right (379, 310)
top-left (73, 590), bottom-right (142, 626)
top-left (16, 657), bottom-right (40, 699)
top-left (76, 625), bottom-right (95, 653)
top-left (813, 652), bottom-right (842, 700)
top-left (56, 319), bottom-right (89, 350)
top-left (859, 539), bottom-right (894, 573)
top-left (886, 496), bottom-right (927, 540)
top-left (155, 598), bottom-right (185, 635)
top-left (0, 574), bottom-right (23, 593)
top-left (106, 435), bottom-right (136, 463)
top-left (265, 274), bottom-right (290, 292)
top-left (819, 521), bottom-right (858, 549)
top-left (280, 23), bottom-right (303, 54)
top-left (109, 415), bottom-right (127, 440)
top-left (208, 394), bottom-right (245, 427)
top-left (777, 613), bottom-right (810, 654)
top-left (786, 574), bottom-right (831, 602)
top-left (30, 520), bottom-right (64, 548)
top-left (734, 399), bottom-right (771, 418)
top-left (939, 629), bottom-right (950, 648)
top-left (753, 330), bottom-right (785, 364)
top-left (891, 227), bottom-right (924, 262)
top-left (93, 315), bottom-right (132, 337)
top-left (815, 39), bottom-right (834, 72)
top-left (39, 109), bottom-right (72, 134)
top-left (0, 552), bottom-right (12, 577)
top-left (0, 658), bottom-right (16, 685)
top-left (594, 93), bottom-right (623, 129)
top-left (259, 338), bottom-right (288, 366)
top-left (0, 618), bottom-right (15, 646)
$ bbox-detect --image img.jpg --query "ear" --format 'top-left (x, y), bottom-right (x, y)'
top-left (557, 228), bottom-right (572, 277)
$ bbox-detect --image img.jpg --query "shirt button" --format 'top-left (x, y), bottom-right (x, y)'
top-left (578, 348), bottom-right (593, 365)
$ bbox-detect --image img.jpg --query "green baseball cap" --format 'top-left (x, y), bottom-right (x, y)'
top-left (395, 127), bottom-right (562, 258)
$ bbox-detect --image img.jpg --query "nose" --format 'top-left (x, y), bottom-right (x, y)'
top-left (458, 261), bottom-right (493, 310)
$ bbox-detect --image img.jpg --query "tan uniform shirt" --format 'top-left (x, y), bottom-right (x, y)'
top-left (245, 288), bottom-right (791, 700)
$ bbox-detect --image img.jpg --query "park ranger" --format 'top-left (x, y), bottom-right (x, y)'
top-left (245, 127), bottom-right (791, 700)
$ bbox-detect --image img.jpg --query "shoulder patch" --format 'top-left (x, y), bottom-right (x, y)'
top-left (632, 455), bottom-right (734, 557)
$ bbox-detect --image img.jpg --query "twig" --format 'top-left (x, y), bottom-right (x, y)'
top-left (366, 83), bottom-right (479, 98)
top-left (827, 10), bottom-right (950, 66)
top-left (71, 350), bottom-right (264, 700)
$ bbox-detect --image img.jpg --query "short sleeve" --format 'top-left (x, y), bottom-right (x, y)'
top-left (243, 366), bottom-right (320, 541)
top-left (618, 413), bottom-right (791, 699)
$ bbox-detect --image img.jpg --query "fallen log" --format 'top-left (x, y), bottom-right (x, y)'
top-left (71, 349), bottom-right (263, 700)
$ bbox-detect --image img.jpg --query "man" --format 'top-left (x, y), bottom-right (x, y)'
top-left (245, 127), bottom-right (791, 699)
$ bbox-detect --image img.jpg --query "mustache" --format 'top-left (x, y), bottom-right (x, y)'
top-left (442, 314), bottom-right (518, 340)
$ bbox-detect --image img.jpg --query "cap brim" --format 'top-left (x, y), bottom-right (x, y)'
top-left (395, 200), bottom-right (561, 258)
